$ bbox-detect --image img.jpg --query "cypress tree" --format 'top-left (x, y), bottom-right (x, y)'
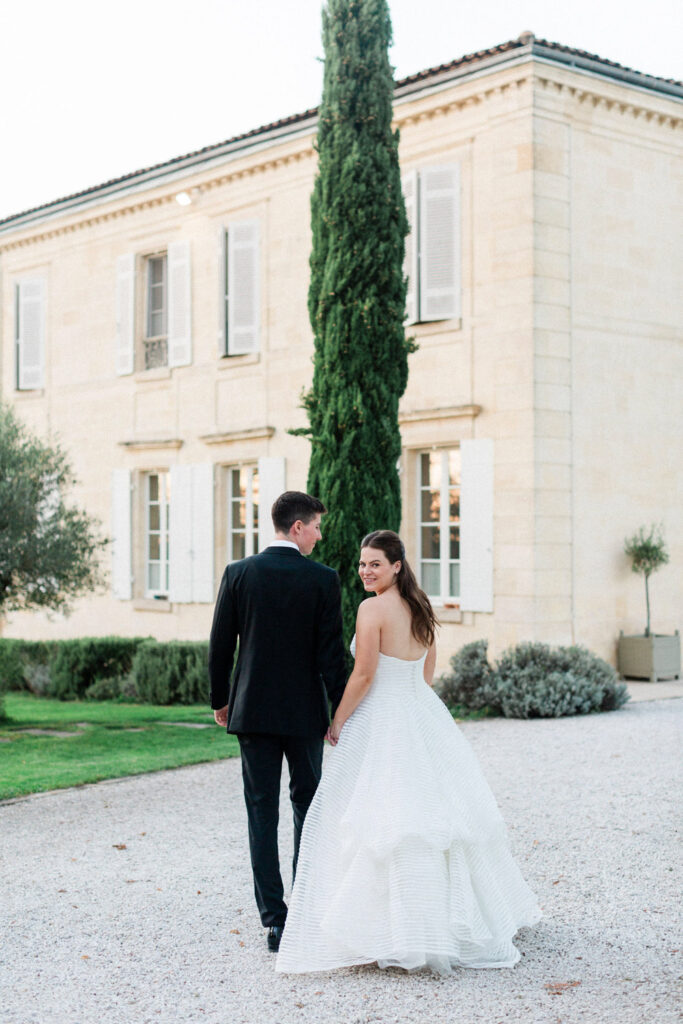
top-left (300, 0), bottom-right (414, 644)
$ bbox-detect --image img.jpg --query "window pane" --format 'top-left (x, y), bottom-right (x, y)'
top-left (232, 533), bottom-right (246, 560)
top-left (449, 489), bottom-right (460, 520)
top-left (448, 449), bottom-right (461, 486)
top-left (449, 562), bottom-right (460, 597)
top-left (421, 488), bottom-right (440, 523)
top-left (420, 453), bottom-right (431, 487)
top-left (420, 562), bottom-right (440, 597)
top-left (253, 530), bottom-right (259, 553)
top-left (450, 526), bottom-right (460, 560)
top-left (149, 475), bottom-right (159, 501)
top-left (421, 526), bottom-right (440, 559)
top-left (150, 258), bottom-right (164, 285)
top-left (233, 500), bottom-right (246, 528)
top-left (428, 451), bottom-right (441, 487)
top-left (149, 534), bottom-right (160, 561)
top-left (149, 504), bottom-right (160, 531)
top-left (148, 562), bottom-right (160, 592)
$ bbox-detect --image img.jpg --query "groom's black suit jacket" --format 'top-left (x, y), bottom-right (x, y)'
top-left (208, 546), bottom-right (347, 737)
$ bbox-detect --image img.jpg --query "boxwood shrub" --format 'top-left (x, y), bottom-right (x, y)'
top-left (435, 640), bottom-right (629, 719)
top-left (49, 637), bottom-right (149, 700)
top-left (133, 640), bottom-right (209, 705)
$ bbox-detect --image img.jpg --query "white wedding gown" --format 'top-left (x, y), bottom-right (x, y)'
top-left (276, 639), bottom-right (541, 975)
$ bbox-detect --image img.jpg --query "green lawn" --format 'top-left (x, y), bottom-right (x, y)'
top-left (0, 694), bottom-right (240, 801)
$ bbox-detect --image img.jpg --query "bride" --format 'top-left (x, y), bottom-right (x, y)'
top-left (276, 530), bottom-right (541, 975)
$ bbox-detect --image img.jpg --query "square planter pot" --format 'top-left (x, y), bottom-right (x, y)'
top-left (618, 630), bottom-right (681, 682)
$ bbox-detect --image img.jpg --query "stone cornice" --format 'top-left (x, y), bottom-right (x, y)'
top-left (200, 426), bottom-right (275, 445)
top-left (118, 438), bottom-right (184, 451)
top-left (399, 404), bottom-right (482, 425)
top-left (535, 70), bottom-right (683, 128)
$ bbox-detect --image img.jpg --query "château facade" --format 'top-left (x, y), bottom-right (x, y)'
top-left (1, 33), bottom-right (681, 669)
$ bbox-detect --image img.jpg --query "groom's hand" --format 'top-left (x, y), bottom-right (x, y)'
top-left (213, 705), bottom-right (229, 727)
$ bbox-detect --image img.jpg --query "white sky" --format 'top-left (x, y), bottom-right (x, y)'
top-left (1, 0), bottom-right (681, 221)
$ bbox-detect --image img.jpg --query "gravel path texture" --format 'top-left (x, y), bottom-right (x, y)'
top-left (1, 698), bottom-right (681, 1024)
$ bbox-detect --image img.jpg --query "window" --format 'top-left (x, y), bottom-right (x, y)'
top-left (227, 465), bottom-right (259, 560)
top-left (145, 472), bottom-right (170, 597)
top-left (115, 242), bottom-right (192, 376)
top-left (418, 449), bottom-right (460, 603)
top-left (15, 278), bottom-right (46, 390)
top-left (144, 254), bottom-right (168, 369)
top-left (220, 220), bottom-right (260, 356)
top-left (403, 165), bottom-right (460, 325)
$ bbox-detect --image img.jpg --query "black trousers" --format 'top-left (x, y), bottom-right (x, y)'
top-left (237, 732), bottom-right (323, 927)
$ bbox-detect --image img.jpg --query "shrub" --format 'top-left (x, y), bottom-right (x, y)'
top-left (49, 637), bottom-right (148, 700)
top-left (0, 639), bottom-right (58, 693)
top-left (434, 640), bottom-right (495, 710)
top-left (133, 641), bottom-right (209, 705)
top-left (437, 640), bottom-right (629, 719)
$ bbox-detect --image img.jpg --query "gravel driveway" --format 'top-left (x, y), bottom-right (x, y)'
top-left (1, 699), bottom-right (680, 1024)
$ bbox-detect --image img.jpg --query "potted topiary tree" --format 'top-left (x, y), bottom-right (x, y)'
top-left (618, 524), bottom-right (680, 682)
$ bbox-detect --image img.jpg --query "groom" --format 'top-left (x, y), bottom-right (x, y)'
top-left (209, 491), bottom-right (347, 952)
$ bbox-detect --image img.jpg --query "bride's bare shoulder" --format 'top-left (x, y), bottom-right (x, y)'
top-left (357, 597), bottom-right (382, 621)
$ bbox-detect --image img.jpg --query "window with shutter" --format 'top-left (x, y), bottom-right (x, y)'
top-left (169, 464), bottom-right (215, 603)
top-left (402, 164), bottom-right (460, 325)
top-left (417, 449), bottom-right (461, 603)
top-left (224, 220), bottom-right (260, 355)
top-left (144, 254), bottom-right (168, 369)
top-left (115, 255), bottom-right (136, 376)
top-left (257, 457), bottom-right (286, 550)
top-left (402, 171), bottom-right (418, 325)
top-left (168, 241), bottom-right (192, 368)
top-left (15, 278), bottom-right (46, 390)
top-left (111, 469), bottom-right (133, 600)
top-left (145, 471), bottom-right (170, 597)
top-left (227, 464), bottom-right (260, 561)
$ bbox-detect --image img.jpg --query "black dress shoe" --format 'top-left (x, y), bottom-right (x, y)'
top-left (267, 925), bottom-right (284, 952)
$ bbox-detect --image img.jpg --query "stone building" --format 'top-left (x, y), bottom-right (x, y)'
top-left (1, 33), bottom-right (681, 669)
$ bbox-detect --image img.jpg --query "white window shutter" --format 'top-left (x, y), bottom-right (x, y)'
top-left (257, 457), bottom-right (286, 550)
top-left (111, 469), bottom-right (132, 600)
top-left (402, 171), bottom-right (418, 324)
top-left (169, 465), bottom-right (193, 603)
top-left (16, 279), bottom-right (46, 390)
top-left (419, 164), bottom-right (460, 322)
top-left (169, 464), bottom-right (214, 603)
top-left (227, 220), bottom-right (260, 355)
top-left (217, 227), bottom-right (227, 356)
top-left (115, 254), bottom-right (136, 376)
top-left (191, 463), bottom-right (215, 602)
top-left (459, 439), bottom-right (494, 613)
top-left (168, 240), bottom-right (192, 367)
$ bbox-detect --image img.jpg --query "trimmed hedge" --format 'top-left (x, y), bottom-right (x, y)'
top-left (133, 641), bottom-right (209, 705)
top-left (0, 639), bottom-right (60, 694)
top-left (435, 640), bottom-right (629, 719)
top-left (49, 637), bottom-right (149, 700)
top-left (0, 636), bottom-right (209, 705)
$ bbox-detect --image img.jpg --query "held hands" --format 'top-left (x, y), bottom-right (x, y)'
top-left (326, 718), bottom-right (343, 746)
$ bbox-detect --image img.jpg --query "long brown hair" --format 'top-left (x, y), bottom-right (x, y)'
top-left (360, 530), bottom-right (439, 648)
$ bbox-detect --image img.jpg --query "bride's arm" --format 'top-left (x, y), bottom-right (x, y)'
top-left (328, 600), bottom-right (381, 743)
top-left (423, 643), bottom-right (437, 686)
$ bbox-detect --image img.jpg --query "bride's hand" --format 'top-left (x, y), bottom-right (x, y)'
top-left (328, 719), bottom-right (342, 745)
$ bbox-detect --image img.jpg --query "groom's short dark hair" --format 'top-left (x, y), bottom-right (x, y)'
top-left (272, 491), bottom-right (326, 533)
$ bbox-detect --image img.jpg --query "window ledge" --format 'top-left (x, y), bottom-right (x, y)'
top-left (135, 366), bottom-right (171, 382)
top-left (217, 352), bottom-right (261, 369)
top-left (406, 318), bottom-right (463, 336)
top-left (133, 598), bottom-right (173, 613)
top-left (13, 388), bottom-right (46, 399)
top-left (435, 605), bottom-right (464, 624)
